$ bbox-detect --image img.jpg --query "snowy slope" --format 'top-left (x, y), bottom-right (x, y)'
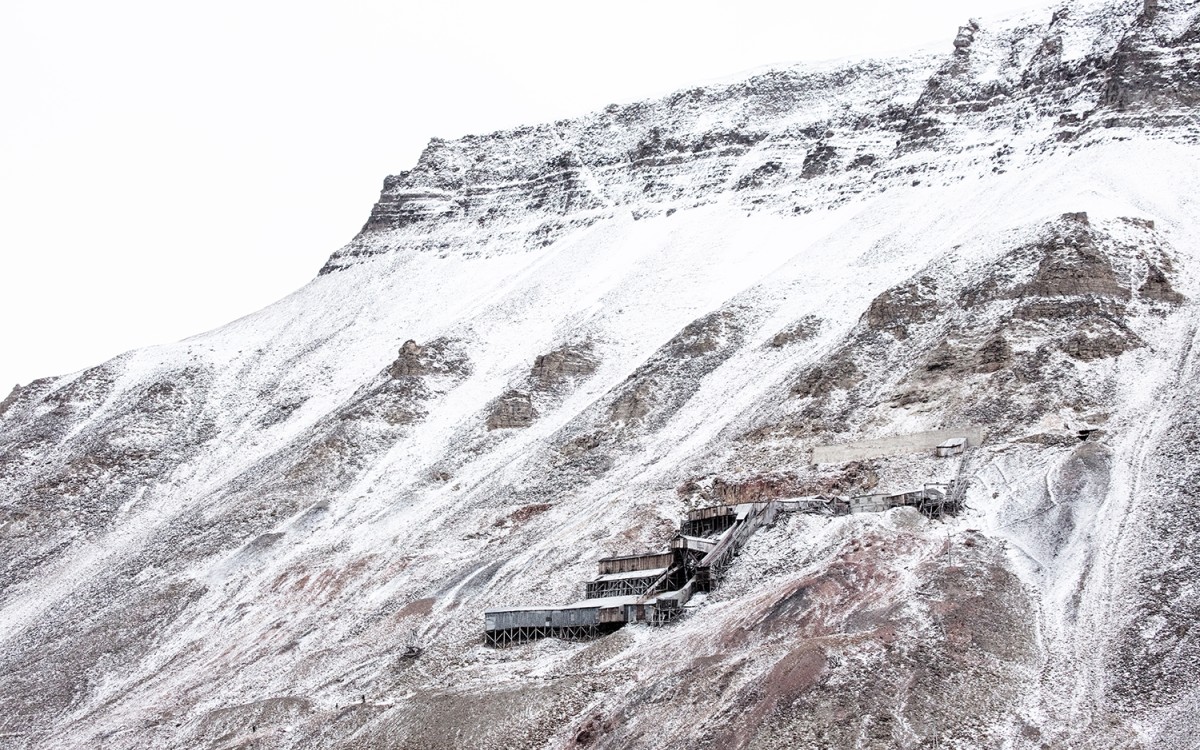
top-left (2, 0), bottom-right (1200, 748)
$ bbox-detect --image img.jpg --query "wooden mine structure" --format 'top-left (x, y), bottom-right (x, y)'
top-left (595, 551), bottom-right (675, 575)
top-left (483, 479), bottom-right (967, 646)
top-left (483, 600), bottom-right (631, 647)
top-left (848, 484), bottom-right (960, 519)
top-left (586, 552), bottom-right (678, 599)
top-left (936, 437), bottom-right (967, 457)
top-left (484, 500), bottom-right (789, 646)
top-left (679, 505), bottom-right (736, 537)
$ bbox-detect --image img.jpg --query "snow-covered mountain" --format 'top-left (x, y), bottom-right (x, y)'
top-left (2, 0), bottom-right (1199, 747)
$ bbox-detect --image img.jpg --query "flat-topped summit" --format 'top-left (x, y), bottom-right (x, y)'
top-left (321, 0), bottom-right (1199, 275)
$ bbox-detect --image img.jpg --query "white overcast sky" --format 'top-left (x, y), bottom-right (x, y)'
top-left (0, 0), bottom-right (1053, 392)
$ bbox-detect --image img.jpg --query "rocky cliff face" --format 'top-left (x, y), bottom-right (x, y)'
top-left (2, 1), bottom-right (1200, 748)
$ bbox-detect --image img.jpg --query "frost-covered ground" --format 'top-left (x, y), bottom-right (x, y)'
top-left (2, 0), bottom-right (1200, 747)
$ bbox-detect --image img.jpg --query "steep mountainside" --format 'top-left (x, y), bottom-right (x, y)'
top-left (2, 0), bottom-right (1200, 747)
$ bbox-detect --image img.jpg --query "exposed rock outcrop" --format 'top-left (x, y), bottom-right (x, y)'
top-left (0, 383), bottom-right (22, 420)
top-left (389, 338), bottom-right (470, 379)
top-left (488, 391), bottom-right (536, 430)
top-left (1141, 263), bottom-right (1185, 303)
top-left (1020, 219), bottom-right (1131, 300)
top-left (769, 315), bottom-right (822, 348)
top-left (791, 357), bottom-right (862, 400)
top-left (1059, 317), bottom-right (1143, 361)
top-left (953, 20), bottom-right (980, 55)
top-left (389, 339), bottom-right (426, 377)
top-left (609, 382), bottom-right (654, 424)
top-left (800, 144), bottom-right (838, 179)
top-left (864, 276), bottom-right (941, 340)
top-left (530, 344), bottom-right (598, 389)
top-left (974, 334), bottom-right (1013, 373)
top-left (600, 307), bottom-right (751, 430)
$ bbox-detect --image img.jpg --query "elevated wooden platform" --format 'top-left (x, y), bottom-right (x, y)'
top-left (680, 505), bottom-right (736, 537)
top-left (849, 484), bottom-right (955, 517)
top-left (585, 566), bottom-right (673, 599)
top-left (596, 551), bottom-right (675, 575)
top-left (483, 596), bottom-right (639, 647)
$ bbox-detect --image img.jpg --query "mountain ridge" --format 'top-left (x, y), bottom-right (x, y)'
top-left (2, 0), bottom-right (1200, 747)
